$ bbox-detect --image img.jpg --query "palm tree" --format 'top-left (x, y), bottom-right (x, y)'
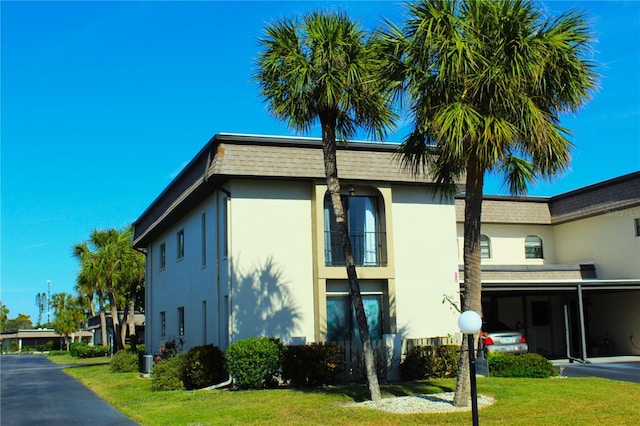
top-left (255, 10), bottom-right (396, 401)
top-left (73, 227), bottom-right (144, 352)
top-left (51, 292), bottom-right (84, 351)
top-left (384, 0), bottom-right (597, 406)
top-left (73, 241), bottom-right (108, 346)
top-left (0, 301), bottom-right (9, 332)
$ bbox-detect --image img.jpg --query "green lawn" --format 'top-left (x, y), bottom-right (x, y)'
top-left (61, 361), bottom-right (640, 425)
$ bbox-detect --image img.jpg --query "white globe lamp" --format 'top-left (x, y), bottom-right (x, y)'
top-left (458, 310), bottom-right (482, 334)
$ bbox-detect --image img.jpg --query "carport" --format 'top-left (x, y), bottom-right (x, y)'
top-left (479, 279), bottom-right (640, 362)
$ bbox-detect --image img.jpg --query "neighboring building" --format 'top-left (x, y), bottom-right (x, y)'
top-left (87, 312), bottom-right (146, 346)
top-left (132, 133), bottom-right (461, 376)
top-left (0, 329), bottom-right (92, 352)
top-left (133, 132), bottom-right (639, 374)
top-left (457, 172), bottom-right (640, 361)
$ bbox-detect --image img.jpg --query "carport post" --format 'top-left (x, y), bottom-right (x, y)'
top-left (577, 284), bottom-right (588, 362)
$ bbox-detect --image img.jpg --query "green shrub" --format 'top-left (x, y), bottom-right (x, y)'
top-left (151, 352), bottom-right (187, 391)
top-left (488, 352), bottom-right (559, 378)
top-left (70, 342), bottom-right (88, 357)
top-left (282, 343), bottom-right (343, 387)
top-left (400, 345), bottom-right (460, 380)
top-left (159, 341), bottom-right (178, 360)
top-left (38, 341), bottom-right (56, 352)
top-left (77, 345), bottom-right (109, 358)
top-left (48, 350), bottom-right (68, 357)
top-left (183, 344), bottom-right (227, 390)
top-left (110, 350), bottom-right (139, 373)
top-left (226, 337), bottom-right (282, 389)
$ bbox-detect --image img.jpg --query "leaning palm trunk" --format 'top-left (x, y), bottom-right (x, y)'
top-left (109, 292), bottom-right (124, 351)
top-left (453, 161), bottom-right (485, 406)
top-left (99, 310), bottom-right (108, 347)
top-left (126, 296), bottom-right (137, 353)
top-left (321, 120), bottom-right (382, 402)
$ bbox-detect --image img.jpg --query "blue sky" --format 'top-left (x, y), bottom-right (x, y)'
top-left (2, 1), bottom-right (639, 323)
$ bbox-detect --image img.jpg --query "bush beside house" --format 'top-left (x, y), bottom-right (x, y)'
top-left (400, 345), bottom-right (461, 380)
top-left (487, 352), bottom-right (559, 378)
top-left (281, 343), bottom-right (343, 387)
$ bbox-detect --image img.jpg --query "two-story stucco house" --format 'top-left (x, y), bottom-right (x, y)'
top-left (133, 132), bottom-right (640, 372)
top-left (132, 133), bottom-right (462, 375)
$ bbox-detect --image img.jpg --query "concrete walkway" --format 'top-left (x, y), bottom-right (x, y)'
top-left (0, 354), bottom-right (138, 426)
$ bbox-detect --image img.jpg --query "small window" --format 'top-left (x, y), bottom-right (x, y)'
top-left (178, 307), bottom-right (185, 336)
top-left (525, 235), bottom-right (543, 259)
top-left (160, 311), bottom-right (166, 337)
top-left (159, 243), bottom-right (166, 270)
top-left (177, 229), bottom-right (185, 260)
top-left (635, 218), bottom-right (640, 237)
top-left (201, 213), bottom-right (207, 267)
top-left (480, 234), bottom-right (491, 259)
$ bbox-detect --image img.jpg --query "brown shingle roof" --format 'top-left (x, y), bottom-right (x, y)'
top-left (455, 197), bottom-right (551, 224)
top-left (455, 171), bottom-right (640, 225)
top-left (133, 133), bottom-right (439, 247)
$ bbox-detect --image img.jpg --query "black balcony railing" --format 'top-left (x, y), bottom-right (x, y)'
top-left (324, 231), bottom-right (385, 266)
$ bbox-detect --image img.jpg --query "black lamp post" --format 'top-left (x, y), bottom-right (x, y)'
top-left (459, 310), bottom-right (482, 426)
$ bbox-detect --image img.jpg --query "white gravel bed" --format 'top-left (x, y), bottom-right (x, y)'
top-left (346, 392), bottom-right (496, 414)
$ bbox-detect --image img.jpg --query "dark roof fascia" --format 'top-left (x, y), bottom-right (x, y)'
top-left (132, 134), bottom-right (218, 229)
top-left (214, 132), bottom-right (404, 153)
top-left (456, 194), bottom-right (551, 203)
top-left (550, 170), bottom-right (640, 202)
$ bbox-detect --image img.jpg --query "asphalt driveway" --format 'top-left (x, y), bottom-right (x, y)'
top-left (0, 354), bottom-right (138, 426)
top-left (554, 357), bottom-right (640, 384)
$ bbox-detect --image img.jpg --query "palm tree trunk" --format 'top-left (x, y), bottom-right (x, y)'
top-left (100, 311), bottom-right (108, 346)
top-left (321, 118), bottom-right (382, 402)
top-left (109, 291), bottom-right (124, 351)
top-left (453, 159), bottom-right (485, 407)
top-left (127, 298), bottom-right (137, 353)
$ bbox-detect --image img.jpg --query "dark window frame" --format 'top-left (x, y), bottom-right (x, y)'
top-left (177, 229), bottom-right (185, 260)
top-left (159, 242), bottom-right (166, 270)
top-left (525, 235), bottom-right (544, 259)
top-left (178, 306), bottom-right (185, 336)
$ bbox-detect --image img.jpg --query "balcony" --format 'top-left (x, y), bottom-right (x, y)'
top-left (324, 231), bottom-right (386, 267)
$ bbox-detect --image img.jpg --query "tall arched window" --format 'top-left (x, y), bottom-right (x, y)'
top-left (324, 192), bottom-right (385, 266)
top-left (480, 234), bottom-right (491, 259)
top-left (525, 235), bottom-right (543, 259)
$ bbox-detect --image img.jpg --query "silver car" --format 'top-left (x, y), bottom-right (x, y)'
top-left (481, 321), bottom-right (528, 355)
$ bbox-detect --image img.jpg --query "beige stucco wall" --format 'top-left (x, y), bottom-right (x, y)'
top-left (553, 208), bottom-right (640, 279)
top-left (146, 196), bottom-right (222, 354)
top-left (227, 179), bottom-right (316, 344)
top-left (456, 223), bottom-right (557, 265)
top-left (392, 186), bottom-right (460, 339)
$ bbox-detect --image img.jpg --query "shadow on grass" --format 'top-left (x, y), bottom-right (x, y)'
top-left (286, 380), bottom-right (455, 402)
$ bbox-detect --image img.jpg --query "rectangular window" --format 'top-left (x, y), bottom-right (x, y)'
top-left (324, 195), bottom-right (383, 266)
top-left (326, 280), bottom-right (385, 342)
top-left (635, 218), bottom-right (640, 237)
top-left (178, 307), bottom-right (185, 336)
top-left (160, 311), bottom-right (166, 337)
top-left (201, 213), bottom-right (207, 267)
top-left (177, 229), bottom-right (185, 260)
top-left (326, 294), bottom-right (383, 342)
top-left (159, 243), bottom-right (166, 270)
